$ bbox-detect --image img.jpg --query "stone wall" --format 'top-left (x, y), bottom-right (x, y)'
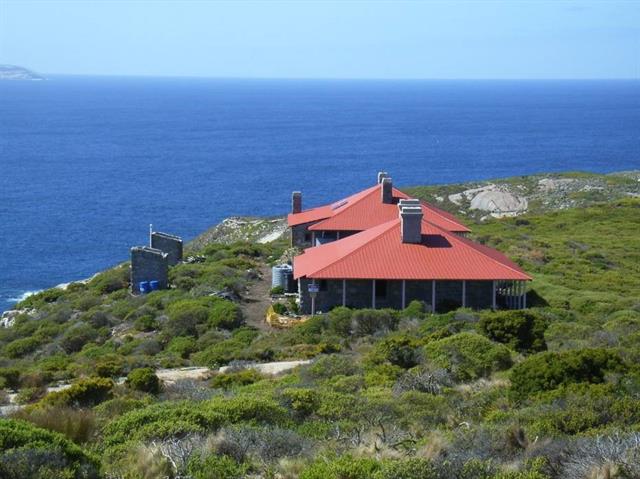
top-left (130, 247), bottom-right (168, 293)
top-left (151, 232), bottom-right (183, 266)
top-left (291, 223), bottom-right (315, 248)
top-left (298, 278), bottom-right (496, 314)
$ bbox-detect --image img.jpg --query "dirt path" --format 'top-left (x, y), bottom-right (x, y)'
top-left (240, 264), bottom-right (273, 331)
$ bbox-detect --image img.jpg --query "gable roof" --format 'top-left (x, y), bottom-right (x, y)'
top-left (287, 184), bottom-right (470, 233)
top-left (293, 218), bottom-right (530, 281)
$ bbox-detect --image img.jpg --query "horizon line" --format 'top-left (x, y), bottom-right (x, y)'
top-left (35, 72), bottom-right (640, 81)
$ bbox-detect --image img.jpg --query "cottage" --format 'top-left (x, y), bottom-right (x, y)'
top-left (289, 174), bottom-right (531, 314)
top-left (287, 173), bottom-right (470, 249)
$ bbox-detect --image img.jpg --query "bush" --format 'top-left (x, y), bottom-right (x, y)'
top-left (369, 335), bottom-right (421, 369)
top-left (0, 418), bottom-right (99, 478)
top-left (167, 336), bottom-right (198, 359)
top-left (166, 299), bottom-right (210, 337)
top-left (210, 369), bottom-right (264, 389)
top-left (4, 337), bottom-right (41, 358)
top-left (60, 324), bottom-right (99, 353)
top-left (423, 332), bottom-right (512, 381)
top-left (40, 377), bottom-right (114, 408)
top-left (300, 455), bottom-right (381, 479)
top-left (88, 265), bottom-right (129, 294)
top-left (304, 354), bottom-right (361, 381)
top-left (209, 300), bottom-right (243, 330)
top-left (0, 367), bottom-right (21, 389)
top-left (126, 367), bottom-right (160, 394)
top-left (270, 285), bottom-right (285, 295)
top-left (272, 302), bottom-right (287, 315)
top-left (280, 388), bottom-right (319, 417)
top-left (478, 310), bottom-right (548, 353)
top-left (187, 454), bottom-right (248, 479)
top-left (134, 314), bottom-right (158, 332)
top-left (510, 348), bottom-right (623, 400)
top-left (94, 355), bottom-right (125, 378)
top-left (12, 407), bottom-right (97, 444)
top-left (351, 309), bottom-right (399, 336)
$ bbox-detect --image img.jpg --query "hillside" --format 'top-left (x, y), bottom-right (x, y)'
top-left (0, 184), bottom-right (639, 477)
top-left (191, 171), bottom-right (639, 246)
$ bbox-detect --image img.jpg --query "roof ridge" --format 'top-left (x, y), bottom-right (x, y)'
top-left (309, 219), bottom-right (400, 278)
top-left (424, 219), bottom-right (531, 279)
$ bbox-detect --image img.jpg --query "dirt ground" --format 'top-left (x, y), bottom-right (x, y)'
top-left (240, 264), bottom-right (274, 331)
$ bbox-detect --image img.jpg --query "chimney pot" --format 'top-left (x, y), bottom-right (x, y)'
top-left (381, 177), bottom-right (393, 204)
top-left (400, 205), bottom-right (423, 244)
top-left (292, 191), bottom-right (302, 214)
top-left (377, 171), bottom-right (389, 184)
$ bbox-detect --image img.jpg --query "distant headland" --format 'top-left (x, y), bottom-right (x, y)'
top-left (0, 64), bottom-right (44, 80)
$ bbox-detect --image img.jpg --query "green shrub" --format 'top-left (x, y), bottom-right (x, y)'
top-left (272, 302), bottom-right (287, 314)
top-left (4, 337), bottom-right (41, 358)
top-left (351, 309), bottom-right (399, 336)
top-left (478, 310), bottom-right (548, 353)
top-left (280, 387), bottom-right (319, 417)
top-left (0, 418), bottom-right (99, 478)
top-left (209, 300), bottom-right (243, 330)
top-left (60, 324), bottom-right (99, 353)
top-left (0, 367), bottom-right (21, 389)
top-left (167, 336), bottom-right (198, 359)
top-left (94, 355), bottom-right (125, 378)
top-left (304, 354), bottom-right (361, 381)
top-left (15, 288), bottom-right (64, 308)
top-left (102, 402), bottom-right (224, 447)
top-left (326, 307), bottom-right (353, 336)
top-left (12, 406), bottom-right (97, 444)
top-left (133, 314), bottom-right (158, 332)
top-left (376, 458), bottom-right (438, 479)
top-left (424, 332), bottom-right (512, 381)
top-left (210, 369), bottom-right (264, 389)
top-left (270, 285), bottom-right (285, 295)
top-left (369, 335), bottom-right (421, 369)
top-left (300, 455), bottom-right (381, 479)
top-left (88, 265), bottom-right (129, 293)
top-left (187, 454), bottom-right (248, 479)
top-left (166, 299), bottom-right (210, 337)
top-left (126, 368), bottom-right (160, 394)
top-left (510, 348), bottom-right (623, 400)
top-left (192, 328), bottom-right (259, 367)
top-left (40, 377), bottom-right (114, 408)
top-left (401, 300), bottom-right (427, 320)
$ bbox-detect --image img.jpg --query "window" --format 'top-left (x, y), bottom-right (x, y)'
top-left (304, 233), bottom-right (311, 242)
top-left (319, 280), bottom-right (328, 292)
top-left (375, 280), bottom-right (387, 298)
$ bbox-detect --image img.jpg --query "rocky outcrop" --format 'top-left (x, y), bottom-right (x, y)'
top-left (188, 216), bottom-right (288, 250)
top-left (0, 65), bottom-right (44, 80)
top-left (409, 171), bottom-right (640, 221)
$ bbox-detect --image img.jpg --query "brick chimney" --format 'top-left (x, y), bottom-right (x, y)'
top-left (377, 171), bottom-right (389, 184)
top-left (381, 177), bottom-right (393, 204)
top-left (400, 204), bottom-right (423, 244)
top-left (292, 191), bottom-right (302, 214)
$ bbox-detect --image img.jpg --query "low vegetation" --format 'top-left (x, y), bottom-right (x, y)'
top-left (0, 198), bottom-right (639, 478)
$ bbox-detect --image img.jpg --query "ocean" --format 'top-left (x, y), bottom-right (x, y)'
top-left (1, 77), bottom-right (639, 312)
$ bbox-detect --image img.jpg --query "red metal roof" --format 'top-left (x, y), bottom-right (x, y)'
top-left (287, 184), bottom-right (470, 233)
top-left (293, 218), bottom-right (531, 281)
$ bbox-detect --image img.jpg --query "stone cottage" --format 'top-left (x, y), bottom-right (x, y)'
top-left (289, 173), bottom-right (530, 314)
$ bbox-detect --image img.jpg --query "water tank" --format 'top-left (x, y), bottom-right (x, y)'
top-left (139, 281), bottom-right (150, 294)
top-left (271, 264), bottom-right (293, 289)
top-left (149, 280), bottom-right (160, 291)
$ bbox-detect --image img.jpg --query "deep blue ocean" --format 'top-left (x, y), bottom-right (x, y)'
top-left (1, 77), bottom-right (639, 312)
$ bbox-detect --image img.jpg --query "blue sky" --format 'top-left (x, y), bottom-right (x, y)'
top-left (1, 1), bottom-right (638, 79)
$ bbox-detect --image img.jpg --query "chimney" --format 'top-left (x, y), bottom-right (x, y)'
top-left (377, 171), bottom-right (389, 184)
top-left (400, 205), bottom-right (423, 244)
top-left (292, 191), bottom-right (302, 214)
top-left (381, 177), bottom-right (393, 204)
top-left (398, 198), bottom-right (420, 210)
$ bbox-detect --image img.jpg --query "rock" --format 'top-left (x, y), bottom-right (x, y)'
top-left (0, 308), bottom-right (36, 328)
top-left (537, 178), bottom-right (575, 192)
top-left (470, 189), bottom-right (528, 217)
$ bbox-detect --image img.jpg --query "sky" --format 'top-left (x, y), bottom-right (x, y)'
top-left (1, 0), bottom-right (638, 79)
